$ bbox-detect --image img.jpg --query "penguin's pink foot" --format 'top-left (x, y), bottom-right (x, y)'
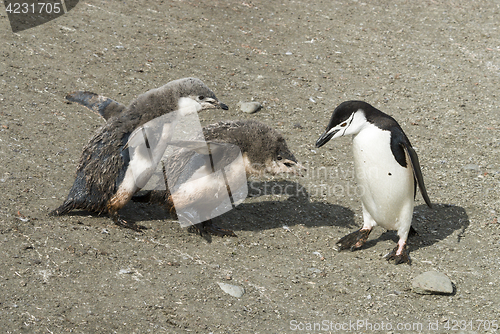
top-left (336, 228), bottom-right (372, 251)
top-left (385, 240), bottom-right (411, 265)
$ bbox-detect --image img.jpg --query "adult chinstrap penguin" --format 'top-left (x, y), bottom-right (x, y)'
top-left (315, 100), bottom-right (432, 264)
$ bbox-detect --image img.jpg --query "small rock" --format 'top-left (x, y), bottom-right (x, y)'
top-left (217, 282), bottom-right (245, 298)
top-left (463, 164), bottom-right (480, 172)
top-left (237, 101), bottom-right (262, 114)
top-left (412, 271), bottom-right (453, 295)
top-left (119, 268), bottom-right (134, 275)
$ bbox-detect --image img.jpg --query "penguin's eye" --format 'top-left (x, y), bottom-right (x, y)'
top-left (340, 122), bottom-right (347, 127)
top-left (198, 95), bottom-right (205, 101)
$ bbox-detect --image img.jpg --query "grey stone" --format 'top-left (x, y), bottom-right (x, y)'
top-left (217, 282), bottom-right (245, 298)
top-left (237, 101), bottom-right (262, 114)
top-left (412, 271), bottom-right (453, 295)
top-left (463, 164), bottom-right (480, 172)
top-left (119, 268), bottom-right (134, 275)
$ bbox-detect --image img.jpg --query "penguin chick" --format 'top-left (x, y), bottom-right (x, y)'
top-left (50, 78), bottom-right (228, 229)
top-left (315, 101), bottom-right (431, 264)
top-left (203, 120), bottom-right (302, 177)
top-left (134, 120), bottom-right (304, 237)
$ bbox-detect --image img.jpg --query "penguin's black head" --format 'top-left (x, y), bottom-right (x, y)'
top-left (315, 101), bottom-right (373, 148)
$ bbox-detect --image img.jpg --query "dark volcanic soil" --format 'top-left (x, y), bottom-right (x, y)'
top-left (0, 0), bottom-right (499, 333)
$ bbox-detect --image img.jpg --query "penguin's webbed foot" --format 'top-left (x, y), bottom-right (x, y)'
top-left (113, 215), bottom-right (146, 232)
top-left (336, 228), bottom-right (371, 251)
top-left (385, 243), bottom-right (411, 265)
top-left (188, 219), bottom-right (237, 239)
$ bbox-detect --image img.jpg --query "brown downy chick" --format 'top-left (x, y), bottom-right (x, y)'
top-left (135, 120), bottom-right (304, 237)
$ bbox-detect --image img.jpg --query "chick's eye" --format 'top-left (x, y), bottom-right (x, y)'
top-left (340, 122), bottom-right (347, 127)
top-left (198, 95), bottom-right (205, 100)
top-left (277, 156), bottom-right (283, 161)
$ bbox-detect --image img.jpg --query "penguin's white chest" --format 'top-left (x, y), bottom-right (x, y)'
top-left (352, 124), bottom-right (414, 229)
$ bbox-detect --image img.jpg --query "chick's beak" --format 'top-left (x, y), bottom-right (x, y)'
top-left (282, 159), bottom-right (307, 176)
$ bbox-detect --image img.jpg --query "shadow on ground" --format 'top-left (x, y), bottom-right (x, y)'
top-left (114, 179), bottom-right (357, 233)
top-left (361, 204), bottom-right (470, 252)
top-left (48, 180), bottom-right (468, 254)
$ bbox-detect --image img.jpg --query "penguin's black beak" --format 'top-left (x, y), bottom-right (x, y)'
top-left (315, 129), bottom-right (338, 148)
top-left (219, 102), bottom-right (229, 110)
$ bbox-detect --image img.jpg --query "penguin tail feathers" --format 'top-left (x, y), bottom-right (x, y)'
top-left (65, 91), bottom-right (126, 121)
top-left (49, 199), bottom-right (107, 217)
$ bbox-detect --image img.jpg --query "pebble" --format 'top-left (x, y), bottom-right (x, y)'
top-left (237, 101), bottom-right (262, 114)
top-left (463, 164), bottom-right (480, 172)
top-left (412, 271), bottom-right (453, 295)
top-left (119, 268), bottom-right (134, 275)
top-left (217, 282), bottom-right (245, 298)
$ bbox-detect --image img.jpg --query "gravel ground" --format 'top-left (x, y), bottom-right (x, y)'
top-left (0, 0), bottom-right (499, 333)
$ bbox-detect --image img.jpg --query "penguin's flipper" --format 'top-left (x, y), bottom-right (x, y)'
top-left (402, 143), bottom-right (432, 208)
top-left (66, 91), bottom-right (126, 121)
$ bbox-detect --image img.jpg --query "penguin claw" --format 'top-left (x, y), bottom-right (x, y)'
top-left (385, 245), bottom-right (411, 265)
top-left (188, 219), bottom-right (237, 239)
top-left (336, 228), bottom-right (371, 251)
